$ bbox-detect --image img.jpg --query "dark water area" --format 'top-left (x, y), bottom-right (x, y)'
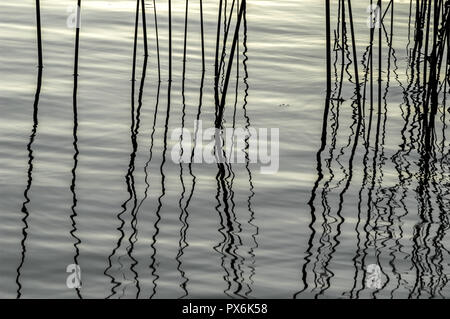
top-left (0, 0), bottom-right (449, 299)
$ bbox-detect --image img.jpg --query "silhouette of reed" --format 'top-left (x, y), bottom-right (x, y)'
top-left (242, 5), bottom-right (259, 297)
top-left (303, 0), bottom-right (450, 298)
top-left (175, 0), bottom-right (190, 299)
top-left (124, 0), bottom-right (150, 298)
top-left (210, 0), bottom-right (248, 298)
top-left (149, 0), bottom-right (173, 299)
top-left (105, 0), bottom-right (147, 298)
top-left (69, 0), bottom-right (83, 299)
top-left (296, 0), bottom-right (365, 298)
top-left (175, 0), bottom-right (207, 298)
top-left (16, 0), bottom-right (43, 299)
top-left (215, 0), bottom-right (246, 130)
top-left (17, 0), bottom-right (450, 299)
top-left (136, 0), bottom-right (161, 218)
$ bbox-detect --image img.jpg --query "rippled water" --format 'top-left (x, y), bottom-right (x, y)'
top-left (0, 0), bottom-right (449, 299)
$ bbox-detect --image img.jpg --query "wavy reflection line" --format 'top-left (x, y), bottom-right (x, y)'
top-left (16, 0), bottom-right (43, 299)
top-left (373, 5), bottom-right (402, 298)
top-left (431, 116), bottom-right (449, 297)
top-left (354, 0), bottom-right (384, 298)
top-left (213, 169), bottom-right (232, 297)
top-left (176, 0), bottom-right (190, 299)
top-left (212, 0), bottom-right (246, 297)
top-left (233, 0), bottom-right (247, 297)
top-left (373, 6), bottom-right (393, 297)
top-left (312, 0), bottom-right (348, 297)
top-left (227, 3), bottom-right (244, 296)
top-left (214, 162), bottom-right (243, 298)
top-left (136, 0), bottom-right (161, 217)
top-left (314, 0), bottom-right (348, 296)
top-left (304, 0), bottom-right (364, 298)
top-left (364, 1), bottom-right (384, 298)
top-left (404, 64), bottom-right (422, 299)
top-left (134, 0), bottom-right (161, 299)
top-left (177, 0), bottom-right (206, 298)
top-left (104, 0), bottom-right (142, 298)
top-left (295, 0), bottom-right (333, 298)
top-left (334, 0), bottom-right (379, 298)
top-left (408, 0), bottom-right (449, 298)
top-left (125, 0), bottom-right (151, 298)
top-left (214, 126), bottom-right (242, 297)
top-left (311, 0), bottom-right (363, 299)
top-left (69, 0), bottom-right (83, 300)
top-left (371, 7), bottom-right (401, 298)
top-left (316, 38), bottom-right (343, 295)
top-left (390, 4), bottom-right (425, 297)
top-left (316, 98), bottom-right (361, 298)
top-left (126, 8), bottom-right (149, 301)
top-left (125, 0), bottom-right (149, 299)
top-left (149, 0), bottom-right (172, 299)
top-left (387, 59), bottom-right (414, 298)
top-left (432, 19), bottom-right (450, 297)
top-left (242, 6), bottom-right (259, 297)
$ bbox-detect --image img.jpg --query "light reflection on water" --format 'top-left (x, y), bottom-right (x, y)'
top-left (0, 0), bottom-right (448, 298)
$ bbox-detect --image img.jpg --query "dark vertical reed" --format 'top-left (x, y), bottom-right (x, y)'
top-left (215, 0), bottom-right (246, 129)
top-left (176, 0), bottom-right (190, 298)
top-left (296, 0), bottom-right (333, 297)
top-left (16, 0), bottom-right (44, 299)
top-left (215, 0), bottom-right (224, 115)
top-left (70, 0), bottom-right (82, 299)
top-left (149, 0), bottom-right (172, 298)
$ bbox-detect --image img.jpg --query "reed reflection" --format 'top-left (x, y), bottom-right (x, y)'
top-left (302, 0), bottom-right (450, 299)
top-left (16, 0), bottom-right (43, 299)
top-left (105, 0), bottom-right (146, 298)
top-left (16, 0), bottom-right (450, 300)
top-left (69, 0), bottom-right (83, 300)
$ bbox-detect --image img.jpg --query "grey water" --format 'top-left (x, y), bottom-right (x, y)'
top-left (0, 0), bottom-right (449, 299)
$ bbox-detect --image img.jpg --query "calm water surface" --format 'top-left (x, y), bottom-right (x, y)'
top-left (0, 0), bottom-right (449, 298)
